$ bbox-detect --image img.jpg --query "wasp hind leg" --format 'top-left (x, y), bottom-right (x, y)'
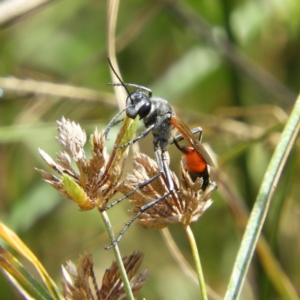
top-left (103, 171), bottom-right (162, 211)
top-left (172, 126), bottom-right (203, 144)
top-left (104, 190), bottom-right (171, 250)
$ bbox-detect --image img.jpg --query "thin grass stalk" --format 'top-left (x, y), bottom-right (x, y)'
top-left (185, 225), bottom-right (207, 300)
top-left (161, 228), bottom-right (197, 285)
top-left (101, 211), bottom-right (135, 300)
top-left (224, 94), bottom-right (300, 300)
top-left (105, 1), bottom-right (136, 299)
top-left (161, 228), bottom-right (223, 300)
top-left (107, 0), bottom-right (126, 111)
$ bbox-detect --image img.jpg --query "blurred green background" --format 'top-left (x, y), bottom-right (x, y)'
top-left (0, 0), bottom-right (299, 299)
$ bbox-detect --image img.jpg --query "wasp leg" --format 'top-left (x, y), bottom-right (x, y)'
top-left (172, 126), bottom-right (203, 144)
top-left (103, 172), bottom-right (162, 210)
top-left (155, 147), bottom-right (174, 192)
top-left (114, 124), bottom-right (154, 148)
top-left (105, 189), bottom-right (171, 250)
top-left (208, 180), bottom-right (218, 191)
top-left (104, 117), bottom-right (124, 139)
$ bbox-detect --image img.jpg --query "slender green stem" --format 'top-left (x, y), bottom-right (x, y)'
top-left (101, 211), bottom-right (134, 300)
top-left (185, 225), bottom-right (207, 300)
top-left (224, 95), bottom-right (300, 300)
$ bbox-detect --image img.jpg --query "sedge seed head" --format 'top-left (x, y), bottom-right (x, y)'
top-left (117, 153), bottom-right (216, 228)
top-left (36, 117), bottom-right (128, 210)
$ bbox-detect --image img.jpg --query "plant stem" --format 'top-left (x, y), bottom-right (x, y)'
top-left (224, 94), bottom-right (300, 300)
top-left (185, 225), bottom-right (207, 300)
top-left (101, 211), bottom-right (134, 300)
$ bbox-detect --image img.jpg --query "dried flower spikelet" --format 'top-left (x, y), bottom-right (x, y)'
top-left (118, 153), bottom-right (216, 229)
top-left (36, 117), bottom-right (122, 210)
top-left (62, 251), bottom-right (148, 300)
top-left (62, 252), bottom-right (95, 300)
top-left (57, 117), bottom-right (87, 161)
top-left (178, 159), bottom-right (215, 227)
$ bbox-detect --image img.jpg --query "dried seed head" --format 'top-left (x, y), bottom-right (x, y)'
top-left (62, 252), bottom-right (95, 300)
top-left (57, 117), bottom-right (87, 161)
top-left (36, 117), bottom-right (129, 210)
top-left (117, 153), bottom-right (216, 228)
top-left (62, 251), bottom-right (148, 300)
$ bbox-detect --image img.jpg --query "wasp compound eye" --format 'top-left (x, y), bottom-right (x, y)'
top-left (126, 92), bottom-right (151, 119)
top-left (137, 102), bottom-right (151, 119)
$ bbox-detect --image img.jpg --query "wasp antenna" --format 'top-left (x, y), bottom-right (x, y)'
top-left (107, 57), bottom-right (131, 96)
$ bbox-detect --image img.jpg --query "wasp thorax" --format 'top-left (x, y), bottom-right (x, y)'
top-left (126, 91), bottom-right (151, 119)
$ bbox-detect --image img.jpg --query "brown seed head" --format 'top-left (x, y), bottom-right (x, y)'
top-left (117, 153), bottom-right (215, 228)
top-left (36, 117), bottom-right (127, 210)
top-left (62, 251), bottom-right (148, 300)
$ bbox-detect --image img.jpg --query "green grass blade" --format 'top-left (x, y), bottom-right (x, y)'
top-left (0, 247), bottom-right (54, 300)
top-left (224, 95), bottom-right (300, 300)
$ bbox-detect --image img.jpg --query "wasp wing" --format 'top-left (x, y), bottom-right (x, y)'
top-left (170, 114), bottom-right (215, 167)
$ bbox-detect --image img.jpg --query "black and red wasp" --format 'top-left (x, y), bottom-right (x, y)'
top-left (104, 59), bottom-right (215, 247)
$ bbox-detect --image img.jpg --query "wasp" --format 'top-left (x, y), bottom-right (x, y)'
top-left (104, 59), bottom-right (215, 247)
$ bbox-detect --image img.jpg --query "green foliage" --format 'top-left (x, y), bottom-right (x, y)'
top-left (0, 0), bottom-right (299, 299)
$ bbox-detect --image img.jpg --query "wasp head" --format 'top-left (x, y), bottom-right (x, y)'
top-left (126, 91), bottom-right (151, 120)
